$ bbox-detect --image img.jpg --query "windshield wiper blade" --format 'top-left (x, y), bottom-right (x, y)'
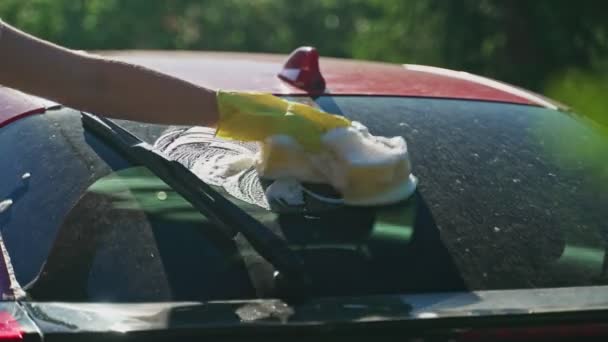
top-left (81, 112), bottom-right (310, 301)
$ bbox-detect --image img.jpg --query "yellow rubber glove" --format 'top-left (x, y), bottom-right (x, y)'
top-left (216, 91), bottom-right (351, 151)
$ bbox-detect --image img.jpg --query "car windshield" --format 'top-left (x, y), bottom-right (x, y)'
top-left (2, 96), bottom-right (607, 303)
top-left (311, 97), bottom-right (608, 291)
top-left (148, 96), bottom-right (608, 293)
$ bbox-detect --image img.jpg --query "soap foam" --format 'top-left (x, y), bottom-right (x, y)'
top-left (264, 179), bottom-right (305, 206)
top-left (0, 199), bottom-right (13, 214)
top-left (323, 122), bottom-right (406, 164)
top-left (156, 127), bottom-right (272, 209)
top-left (257, 121), bottom-right (416, 205)
top-left (155, 121), bottom-right (416, 211)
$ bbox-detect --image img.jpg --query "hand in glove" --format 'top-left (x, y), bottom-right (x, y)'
top-left (215, 91), bottom-right (351, 151)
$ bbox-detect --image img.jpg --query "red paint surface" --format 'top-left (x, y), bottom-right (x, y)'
top-left (0, 50), bottom-right (558, 124)
top-left (278, 46), bottom-right (326, 91)
top-left (0, 87), bottom-right (46, 128)
top-left (0, 312), bottom-right (23, 341)
top-left (104, 51), bottom-right (558, 108)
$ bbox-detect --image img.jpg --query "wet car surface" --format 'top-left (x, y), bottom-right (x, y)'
top-left (1, 51), bottom-right (607, 340)
top-left (4, 95), bottom-right (607, 303)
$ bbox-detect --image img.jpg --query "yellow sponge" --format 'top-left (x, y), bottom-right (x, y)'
top-left (215, 91), bottom-right (416, 206)
top-left (257, 122), bottom-right (417, 206)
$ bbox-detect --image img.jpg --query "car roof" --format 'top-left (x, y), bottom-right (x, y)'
top-left (102, 50), bottom-right (560, 109)
top-left (0, 49), bottom-right (563, 124)
top-left (0, 86), bottom-right (46, 128)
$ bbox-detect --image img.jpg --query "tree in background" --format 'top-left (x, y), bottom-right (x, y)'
top-left (352, 0), bottom-right (608, 91)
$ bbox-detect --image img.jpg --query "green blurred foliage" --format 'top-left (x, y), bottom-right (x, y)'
top-left (546, 69), bottom-right (608, 127)
top-left (1, 0), bottom-right (607, 110)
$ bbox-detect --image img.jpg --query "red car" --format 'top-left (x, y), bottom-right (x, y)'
top-left (0, 47), bottom-right (607, 341)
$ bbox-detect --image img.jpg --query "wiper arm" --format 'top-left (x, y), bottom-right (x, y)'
top-left (81, 112), bottom-right (310, 301)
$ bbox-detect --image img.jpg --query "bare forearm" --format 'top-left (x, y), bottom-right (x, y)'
top-left (0, 20), bottom-right (219, 126)
top-left (80, 58), bottom-right (219, 126)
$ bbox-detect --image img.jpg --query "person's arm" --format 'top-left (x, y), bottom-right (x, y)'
top-left (0, 20), bottom-right (219, 126)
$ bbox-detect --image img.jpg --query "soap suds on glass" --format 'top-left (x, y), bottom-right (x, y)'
top-left (155, 127), bottom-right (273, 209)
top-left (154, 128), bottom-right (332, 210)
top-left (258, 121), bottom-right (417, 205)
top-left (154, 120), bottom-right (416, 211)
top-left (265, 179), bottom-right (305, 206)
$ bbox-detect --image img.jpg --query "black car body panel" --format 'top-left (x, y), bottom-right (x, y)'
top-left (22, 286), bottom-right (608, 340)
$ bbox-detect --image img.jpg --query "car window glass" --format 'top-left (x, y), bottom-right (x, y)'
top-left (28, 166), bottom-right (254, 302)
top-left (7, 99), bottom-right (607, 302)
top-left (326, 96), bottom-right (608, 290)
top-left (152, 105), bottom-right (468, 297)
top-left (0, 110), bottom-right (119, 290)
top-left (1, 109), bottom-right (254, 302)
top-left (153, 96), bottom-right (608, 293)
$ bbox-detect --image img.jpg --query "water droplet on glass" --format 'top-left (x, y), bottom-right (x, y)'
top-left (0, 199), bottom-right (14, 214)
top-left (156, 191), bottom-right (168, 201)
